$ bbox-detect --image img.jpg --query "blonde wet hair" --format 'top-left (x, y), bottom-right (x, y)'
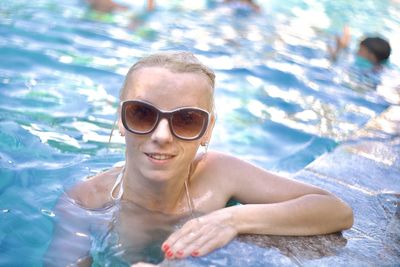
top-left (119, 51), bottom-right (216, 105)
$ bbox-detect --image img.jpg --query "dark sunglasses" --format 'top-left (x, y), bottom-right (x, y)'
top-left (121, 100), bottom-right (210, 141)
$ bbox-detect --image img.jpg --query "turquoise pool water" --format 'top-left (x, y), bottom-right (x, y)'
top-left (0, 0), bottom-right (399, 266)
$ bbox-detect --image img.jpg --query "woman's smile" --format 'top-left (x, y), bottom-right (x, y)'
top-left (144, 152), bottom-right (177, 164)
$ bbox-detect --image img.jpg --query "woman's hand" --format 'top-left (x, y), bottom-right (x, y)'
top-left (161, 209), bottom-right (238, 259)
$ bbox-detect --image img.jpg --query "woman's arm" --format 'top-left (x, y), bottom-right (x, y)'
top-left (231, 194), bottom-right (353, 235)
top-left (44, 168), bottom-right (121, 266)
top-left (43, 193), bottom-right (93, 267)
top-left (161, 152), bottom-right (353, 259)
top-left (219, 151), bottom-right (353, 235)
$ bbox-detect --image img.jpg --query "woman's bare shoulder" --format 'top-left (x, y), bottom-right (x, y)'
top-left (195, 151), bottom-right (255, 172)
top-left (195, 150), bottom-right (235, 163)
top-left (193, 151), bottom-right (226, 172)
top-left (67, 167), bottom-right (122, 209)
top-left (192, 151), bottom-right (251, 183)
top-left (193, 150), bottom-right (275, 185)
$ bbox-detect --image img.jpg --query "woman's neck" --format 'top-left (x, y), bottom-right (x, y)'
top-left (120, 165), bottom-right (191, 214)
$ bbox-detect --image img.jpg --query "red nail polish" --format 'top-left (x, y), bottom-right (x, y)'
top-left (167, 251), bottom-right (174, 257)
top-left (191, 251), bottom-right (199, 257)
top-left (162, 244), bottom-right (169, 251)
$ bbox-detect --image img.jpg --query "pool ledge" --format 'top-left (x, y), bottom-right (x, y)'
top-left (238, 104), bottom-right (400, 266)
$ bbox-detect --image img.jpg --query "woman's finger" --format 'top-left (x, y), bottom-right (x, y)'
top-left (190, 226), bottom-right (237, 257)
top-left (161, 218), bottom-right (202, 252)
top-left (169, 225), bottom-right (218, 259)
top-left (162, 210), bottom-right (238, 259)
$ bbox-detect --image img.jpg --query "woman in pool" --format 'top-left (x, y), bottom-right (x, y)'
top-left (45, 51), bottom-right (353, 266)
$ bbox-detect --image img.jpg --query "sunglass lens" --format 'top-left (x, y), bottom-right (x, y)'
top-left (125, 102), bottom-right (157, 133)
top-left (172, 110), bottom-right (207, 139)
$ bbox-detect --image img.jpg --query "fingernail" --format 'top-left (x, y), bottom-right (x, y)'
top-left (167, 252), bottom-right (174, 259)
top-left (176, 250), bottom-right (184, 257)
top-left (162, 244), bottom-right (169, 251)
top-left (191, 251), bottom-right (199, 257)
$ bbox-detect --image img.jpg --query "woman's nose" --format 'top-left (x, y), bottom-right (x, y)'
top-left (150, 118), bottom-right (174, 144)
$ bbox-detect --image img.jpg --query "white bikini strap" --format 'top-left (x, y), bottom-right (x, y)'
top-left (110, 167), bottom-right (124, 201)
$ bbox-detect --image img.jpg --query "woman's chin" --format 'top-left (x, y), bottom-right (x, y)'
top-left (141, 169), bottom-right (177, 183)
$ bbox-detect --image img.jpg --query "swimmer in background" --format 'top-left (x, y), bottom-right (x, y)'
top-left (44, 51), bottom-right (353, 266)
top-left (328, 26), bottom-right (392, 89)
top-left (328, 26), bottom-right (391, 71)
top-left (85, 0), bottom-right (156, 33)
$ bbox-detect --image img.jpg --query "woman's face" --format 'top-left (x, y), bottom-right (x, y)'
top-left (120, 67), bottom-right (214, 182)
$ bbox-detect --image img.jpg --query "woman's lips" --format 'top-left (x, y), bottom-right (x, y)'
top-left (145, 153), bottom-right (176, 162)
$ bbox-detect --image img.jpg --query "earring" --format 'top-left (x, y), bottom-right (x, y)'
top-left (201, 142), bottom-right (209, 154)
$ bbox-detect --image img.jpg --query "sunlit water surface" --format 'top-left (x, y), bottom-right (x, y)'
top-left (0, 0), bottom-right (399, 266)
